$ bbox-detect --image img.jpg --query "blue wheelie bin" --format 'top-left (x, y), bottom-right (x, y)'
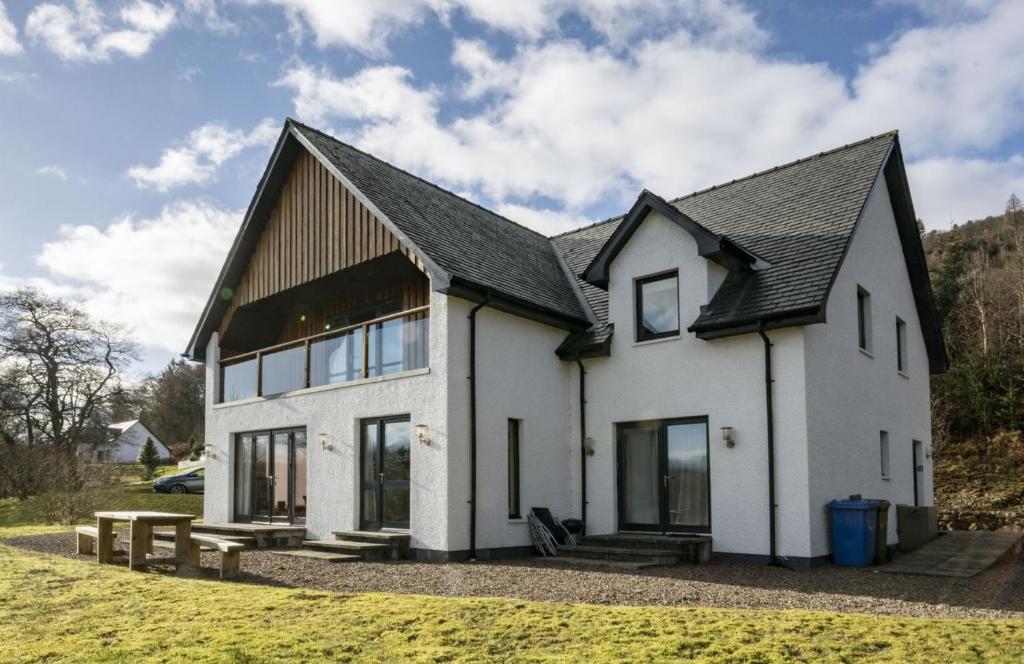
top-left (827, 499), bottom-right (879, 567)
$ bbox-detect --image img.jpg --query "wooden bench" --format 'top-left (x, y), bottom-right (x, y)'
top-left (75, 526), bottom-right (99, 555)
top-left (189, 535), bottom-right (246, 579)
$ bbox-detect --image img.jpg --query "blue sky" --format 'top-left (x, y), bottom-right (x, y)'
top-left (1, 0), bottom-right (1022, 374)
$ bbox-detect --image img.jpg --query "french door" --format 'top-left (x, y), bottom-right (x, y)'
top-left (617, 417), bottom-right (710, 533)
top-left (360, 416), bottom-right (411, 530)
top-left (234, 427), bottom-right (307, 524)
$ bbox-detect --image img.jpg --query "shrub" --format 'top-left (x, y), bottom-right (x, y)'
top-left (137, 437), bottom-right (161, 481)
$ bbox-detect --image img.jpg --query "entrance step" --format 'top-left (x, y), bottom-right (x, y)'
top-left (560, 544), bottom-right (680, 565)
top-left (543, 556), bottom-right (662, 570)
top-left (333, 530), bottom-right (410, 560)
top-left (575, 534), bottom-right (713, 564)
top-left (303, 539), bottom-right (392, 560)
top-left (192, 523), bottom-right (306, 549)
top-left (274, 549), bottom-right (361, 563)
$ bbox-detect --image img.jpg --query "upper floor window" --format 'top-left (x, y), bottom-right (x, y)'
top-left (857, 286), bottom-right (872, 353)
top-left (635, 271), bottom-right (679, 341)
top-left (896, 317), bottom-right (907, 374)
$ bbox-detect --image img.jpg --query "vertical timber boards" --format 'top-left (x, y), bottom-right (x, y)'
top-left (218, 149), bottom-right (426, 338)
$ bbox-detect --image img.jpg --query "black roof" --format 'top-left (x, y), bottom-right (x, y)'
top-left (291, 121), bottom-right (589, 327)
top-left (188, 121), bottom-right (944, 372)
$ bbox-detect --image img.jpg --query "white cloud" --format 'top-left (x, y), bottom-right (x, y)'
top-left (127, 118), bottom-right (279, 191)
top-left (36, 165), bottom-right (69, 180)
top-left (493, 203), bottom-right (595, 236)
top-left (907, 156), bottom-right (1024, 228)
top-left (31, 200), bottom-right (240, 352)
top-left (0, 1), bottom-right (22, 55)
top-left (247, 0), bottom-right (764, 56)
top-left (25, 0), bottom-right (176, 63)
top-left (277, 0), bottom-right (1024, 231)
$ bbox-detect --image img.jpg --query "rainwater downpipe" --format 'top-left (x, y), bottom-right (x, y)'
top-left (758, 323), bottom-right (779, 566)
top-left (467, 294), bottom-right (490, 560)
top-left (576, 355), bottom-right (587, 534)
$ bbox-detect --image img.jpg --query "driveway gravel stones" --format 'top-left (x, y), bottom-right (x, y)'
top-left (8, 531), bottom-right (1024, 620)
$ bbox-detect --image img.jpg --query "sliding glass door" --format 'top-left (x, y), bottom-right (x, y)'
top-left (617, 418), bottom-right (710, 533)
top-left (234, 428), bottom-right (307, 524)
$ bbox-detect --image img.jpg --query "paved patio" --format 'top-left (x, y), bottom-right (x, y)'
top-left (882, 531), bottom-right (1024, 578)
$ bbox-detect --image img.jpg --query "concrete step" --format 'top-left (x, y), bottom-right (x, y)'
top-left (274, 549), bottom-right (361, 563)
top-left (331, 531), bottom-right (410, 559)
top-left (582, 534), bottom-right (709, 550)
top-left (543, 556), bottom-right (662, 570)
top-left (560, 544), bottom-right (680, 565)
top-left (303, 539), bottom-right (391, 560)
top-left (192, 523), bottom-right (306, 549)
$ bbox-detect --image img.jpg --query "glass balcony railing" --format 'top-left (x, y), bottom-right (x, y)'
top-left (218, 306), bottom-right (429, 403)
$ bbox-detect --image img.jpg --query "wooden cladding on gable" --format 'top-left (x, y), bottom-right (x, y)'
top-left (230, 149), bottom-right (424, 308)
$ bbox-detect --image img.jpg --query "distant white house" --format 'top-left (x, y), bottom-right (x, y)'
top-left (92, 420), bottom-right (172, 464)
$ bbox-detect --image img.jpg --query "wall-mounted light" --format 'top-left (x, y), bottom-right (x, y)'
top-left (319, 433), bottom-right (332, 452)
top-left (414, 424), bottom-right (430, 446)
top-left (584, 436), bottom-right (596, 457)
top-left (203, 444), bottom-right (216, 459)
top-left (721, 426), bottom-right (736, 448)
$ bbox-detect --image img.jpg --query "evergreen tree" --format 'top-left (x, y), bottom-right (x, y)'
top-left (137, 437), bottom-right (161, 481)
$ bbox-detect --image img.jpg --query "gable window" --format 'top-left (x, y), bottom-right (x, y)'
top-left (896, 317), bottom-right (907, 374)
top-left (508, 419), bottom-right (522, 519)
top-left (857, 286), bottom-right (872, 353)
top-left (635, 272), bottom-right (680, 341)
top-left (880, 430), bottom-right (890, 479)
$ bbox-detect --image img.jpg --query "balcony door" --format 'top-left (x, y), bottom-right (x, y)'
top-left (235, 428), bottom-right (307, 524)
top-left (360, 416), bottom-right (411, 530)
top-left (617, 418), bottom-right (710, 534)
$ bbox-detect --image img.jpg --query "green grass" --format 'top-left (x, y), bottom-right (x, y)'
top-left (0, 538), bottom-right (1022, 663)
top-left (0, 474), bottom-right (203, 527)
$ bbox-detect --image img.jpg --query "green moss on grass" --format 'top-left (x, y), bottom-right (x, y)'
top-left (1, 539), bottom-right (1023, 663)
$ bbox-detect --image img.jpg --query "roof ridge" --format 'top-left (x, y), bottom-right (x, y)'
top-left (287, 118), bottom-right (551, 241)
top-left (548, 130), bottom-right (898, 240)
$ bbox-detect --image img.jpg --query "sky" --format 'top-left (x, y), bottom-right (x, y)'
top-left (0, 0), bottom-right (1022, 375)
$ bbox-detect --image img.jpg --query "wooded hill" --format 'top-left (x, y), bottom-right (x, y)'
top-left (923, 195), bottom-right (1024, 527)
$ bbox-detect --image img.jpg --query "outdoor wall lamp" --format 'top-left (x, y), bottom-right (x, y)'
top-left (319, 433), bottom-right (332, 452)
top-left (415, 424), bottom-right (430, 446)
top-left (203, 444), bottom-right (216, 459)
top-left (721, 427), bottom-right (736, 448)
top-left (584, 437), bottom-right (596, 456)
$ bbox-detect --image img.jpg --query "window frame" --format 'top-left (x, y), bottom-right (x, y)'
top-left (896, 317), bottom-right (907, 374)
top-left (507, 419), bottom-right (522, 520)
top-left (857, 286), bottom-right (872, 353)
top-left (880, 430), bottom-right (890, 479)
top-left (634, 271), bottom-right (681, 342)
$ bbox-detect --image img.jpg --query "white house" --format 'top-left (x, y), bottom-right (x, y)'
top-left (185, 119), bottom-right (945, 566)
top-left (92, 420), bottom-right (172, 464)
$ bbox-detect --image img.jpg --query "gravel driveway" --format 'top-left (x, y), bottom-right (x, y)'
top-left (9, 531), bottom-right (1024, 620)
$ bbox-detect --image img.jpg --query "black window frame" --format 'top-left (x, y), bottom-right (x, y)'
top-left (857, 286), bottom-right (872, 352)
top-left (896, 317), bottom-right (907, 373)
top-left (635, 271), bottom-right (680, 342)
top-left (507, 418), bottom-right (521, 519)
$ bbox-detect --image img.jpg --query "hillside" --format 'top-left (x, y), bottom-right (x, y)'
top-left (923, 196), bottom-right (1024, 529)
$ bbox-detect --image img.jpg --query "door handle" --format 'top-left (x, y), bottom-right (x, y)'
top-left (379, 473), bottom-right (384, 482)
top-left (663, 475), bottom-right (674, 487)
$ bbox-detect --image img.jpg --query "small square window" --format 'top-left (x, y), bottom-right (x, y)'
top-left (896, 317), bottom-right (907, 373)
top-left (857, 286), bottom-right (872, 352)
top-left (635, 272), bottom-right (680, 341)
top-left (880, 431), bottom-right (890, 479)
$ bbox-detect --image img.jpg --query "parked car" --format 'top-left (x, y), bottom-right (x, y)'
top-left (153, 468), bottom-right (204, 494)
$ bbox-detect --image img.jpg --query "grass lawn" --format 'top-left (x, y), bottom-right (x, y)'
top-left (1, 534), bottom-right (1023, 663)
top-left (0, 465), bottom-right (203, 527)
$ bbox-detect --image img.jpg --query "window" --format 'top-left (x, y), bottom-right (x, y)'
top-left (880, 431), bottom-right (890, 479)
top-left (896, 317), bottom-right (907, 373)
top-left (635, 272), bottom-right (680, 341)
top-left (857, 286), bottom-right (872, 352)
top-left (508, 419), bottom-right (521, 519)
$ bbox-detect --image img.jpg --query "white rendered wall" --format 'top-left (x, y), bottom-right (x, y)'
top-left (803, 178), bottom-right (933, 556)
top-left (444, 299), bottom-right (575, 554)
top-left (203, 289), bottom-right (453, 548)
top-left (109, 423), bottom-right (171, 463)
top-left (577, 211), bottom-right (814, 559)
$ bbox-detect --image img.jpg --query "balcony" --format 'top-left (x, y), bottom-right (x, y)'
top-left (219, 305), bottom-right (429, 403)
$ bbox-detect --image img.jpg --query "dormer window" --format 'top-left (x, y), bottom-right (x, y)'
top-left (635, 271), bottom-right (679, 341)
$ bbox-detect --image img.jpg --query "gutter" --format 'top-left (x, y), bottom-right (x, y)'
top-left (575, 355), bottom-right (587, 534)
top-left (758, 323), bottom-right (779, 566)
top-left (467, 295), bottom-right (490, 560)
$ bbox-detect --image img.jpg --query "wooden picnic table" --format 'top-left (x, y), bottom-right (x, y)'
top-left (94, 511), bottom-right (195, 570)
